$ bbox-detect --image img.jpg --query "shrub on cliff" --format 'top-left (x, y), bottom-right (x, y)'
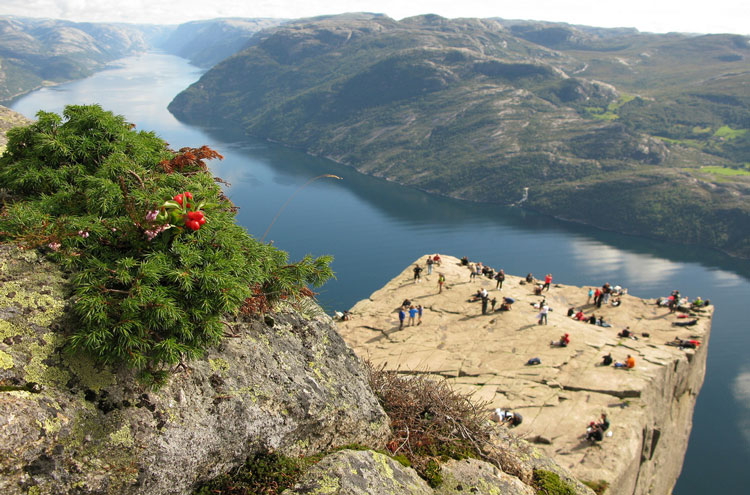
top-left (366, 361), bottom-right (526, 486)
top-left (0, 104), bottom-right (332, 381)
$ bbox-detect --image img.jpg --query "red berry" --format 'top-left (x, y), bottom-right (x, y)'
top-left (197, 217), bottom-right (206, 225)
top-left (184, 191), bottom-right (193, 200)
top-left (186, 220), bottom-right (200, 231)
top-left (187, 211), bottom-right (199, 220)
top-left (195, 210), bottom-right (204, 219)
top-left (173, 194), bottom-right (183, 206)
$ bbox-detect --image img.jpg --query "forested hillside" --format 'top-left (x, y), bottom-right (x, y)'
top-left (169, 13), bottom-right (750, 257)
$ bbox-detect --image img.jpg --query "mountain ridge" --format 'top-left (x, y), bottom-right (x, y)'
top-left (168, 13), bottom-right (750, 258)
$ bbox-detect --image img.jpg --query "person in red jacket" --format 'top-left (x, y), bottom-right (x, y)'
top-left (543, 273), bottom-right (552, 291)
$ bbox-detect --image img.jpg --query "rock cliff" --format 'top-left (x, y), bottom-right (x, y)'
top-left (0, 245), bottom-right (389, 494)
top-left (337, 255), bottom-right (712, 494)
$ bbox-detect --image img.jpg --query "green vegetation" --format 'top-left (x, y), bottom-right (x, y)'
top-left (700, 165), bottom-right (750, 176)
top-left (582, 479), bottom-right (610, 495)
top-left (533, 469), bottom-right (577, 495)
top-left (0, 105), bottom-right (333, 382)
top-left (194, 452), bottom-right (322, 495)
top-left (168, 14), bottom-right (750, 258)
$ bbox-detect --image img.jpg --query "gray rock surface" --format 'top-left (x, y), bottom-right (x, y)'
top-left (283, 449), bottom-right (433, 495)
top-left (0, 245), bottom-right (389, 495)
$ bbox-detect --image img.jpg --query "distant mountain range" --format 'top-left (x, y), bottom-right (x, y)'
top-left (0, 13), bottom-right (748, 257)
top-left (0, 16), bottom-right (284, 101)
top-left (168, 13), bottom-right (750, 258)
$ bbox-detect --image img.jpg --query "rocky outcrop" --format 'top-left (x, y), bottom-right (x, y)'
top-left (337, 255), bottom-right (713, 494)
top-left (0, 105), bottom-right (31, 150)
top-left (0, 245), bottom-right (389, 495)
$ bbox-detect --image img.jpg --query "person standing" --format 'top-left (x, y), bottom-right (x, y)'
top-left (413, 264), bottom-right (423, 283)
top-left (538, 303), bottom-right (549, 325)
top-left (481, 292), bottom-right (489, 314)
top-left (543, 273), bottom-right (552, 291)
top-left (438, 274), bottom-right (445, 293)
top-left (417, 304), bottom-right (423, 325)
top-left (398, 307), bottom-right (406, 330)
top-left (426, 256), bottom-right (434, 275)
top-left (588, 287), bottom-right (594, 304)
top-left (495, 269), bottom-right (505, 289)
top-left (408, 305), bottom-right (418, 326)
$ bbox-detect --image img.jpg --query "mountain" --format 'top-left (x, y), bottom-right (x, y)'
top-left (0, 16), bottom-right (153, 101)
top-left (156, 18), bottom-right (285, 68)
top-left (169, 13), bottom-right (750, 258)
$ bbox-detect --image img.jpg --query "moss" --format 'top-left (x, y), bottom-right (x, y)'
top-left (27, 486), bottom-right (41, 495)
top-left (0, 349), bottom-right (13, 369)
top-left (109, 424), bottom-right (134, 448)
top-left (42, 414), bottom-right (66, 435)
top-left (63, 353), bottom-right (116, 393)
top-left (311, 475), bottom-right (340, 494)
top-left (0, 319), bottom-right (20, 340)
top-left (533, 469), bottom-right (577, 495)
top-left (209, 358), bottom-right (230, 375)
top-left (24, 333), bottom-right (71, 388)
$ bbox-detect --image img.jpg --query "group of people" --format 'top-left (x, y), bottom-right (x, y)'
top-left (599, 352), bottom-right (635, 369)
top-left (588, 282), bottom-right (625, 308)
top-left (398, 298), bottom-right (423, 329)
top-left (585, 413), bottom-right (610, 442)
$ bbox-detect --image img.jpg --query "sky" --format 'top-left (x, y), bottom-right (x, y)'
top-left (1, 0), bottom-right (748, 35)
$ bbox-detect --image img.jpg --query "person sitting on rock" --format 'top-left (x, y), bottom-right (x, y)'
top-left (501, 297), bottom-right (515, 311)
top-left (526, 273), bottom-right (534, 283)
top-left (601, 353), bottom-right (613, 366)
top-left (551, 333), bottom-right (570, 347)
top-left (433, 254), bottom-right (442, 266)
top-left (574, 310), bottom-right (586, 321)
top-left (586, 421), bottom-right (604, 442)
top-left (615, 355), bottom-right (635, 369)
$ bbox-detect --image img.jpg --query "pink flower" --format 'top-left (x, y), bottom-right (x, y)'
top-left (48, 242), bottom-right (61, 251)
top-left (78, 230), bottom-right (89, 238)
top-left (145, 210), bottom-right (159, 222)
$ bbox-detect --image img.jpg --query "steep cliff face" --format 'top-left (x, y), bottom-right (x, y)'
top-left (0, 245), bottom-right (389, 495)
top-left (337, 255), bottom-right (712, 494)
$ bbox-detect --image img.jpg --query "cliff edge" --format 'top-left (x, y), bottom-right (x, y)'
top-left (337, 255), bottom-right (712, 494)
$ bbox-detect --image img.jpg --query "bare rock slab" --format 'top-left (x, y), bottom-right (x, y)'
top-left (337, 255), bottom-right (712, 495)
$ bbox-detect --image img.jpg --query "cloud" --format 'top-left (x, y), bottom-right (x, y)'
top-left (732, 368), bottom-right (750, 449)
top-left (1, 0), bottom-right (748, 34)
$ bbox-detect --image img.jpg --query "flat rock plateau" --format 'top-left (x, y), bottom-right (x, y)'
top-left (337, 255), bottom-right (712, 494)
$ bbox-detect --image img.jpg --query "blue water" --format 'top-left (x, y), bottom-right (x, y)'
top-left (7, 52), bottom-right (750, 494)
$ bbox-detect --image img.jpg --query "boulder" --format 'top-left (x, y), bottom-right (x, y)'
top-left (0, 245), bottom-right (389, 495)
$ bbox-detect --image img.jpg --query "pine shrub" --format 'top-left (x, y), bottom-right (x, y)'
top-left (0, 105), bottom-right (333, 378)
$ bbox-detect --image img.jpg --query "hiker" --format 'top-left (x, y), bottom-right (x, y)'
top-left (587, 287), bottom-right (594, 304)
top-left (588, 314), bottom-right (597, 324)
top-left (433, 254), bottom-right (441, 266)
top-left (402, 298), bottom-right (412, 308)
top-left (417, 304), bottom-right (423, 325)
top-left (567, 307), bottom-right (576, 317)
top-left (601, 353), bottom-right (613, 366)
top-left (551, 333), bottom-right (570, 347)
top-left (398, 307), bottom-right (406, 330)
top-left (597, 316), bottom-right (612, 327)
top-left (617, 327), bottom-right (635, 339)
top-left (534, 283), bottom-right (544, 296)
top-left (495, 269), bottom-right (505, 289)
top-left (408, 305), bottom-right (418, 326)
top-left (543, 273), bottom-right (552, 291)
top-left (538, 304), bottom-right (549, 325)
top-left (586, 422), bottom-right (604, 442)
top-left (426, 256), bottom-right (434, 275)
top-left (481, 292), bottom-right (489, 315)
top-left (574, 310), bottom-right (586, 321)
top-left (437, 274), bottom-right (445, 293)
top-left (491, 297), bottom-right (497, 312)
top-left (460, 256), bottom-right (469, 266)
top-left (413, 264), bottom-right (423, 283)
top-left (526, 273), bottom-right (534, 283)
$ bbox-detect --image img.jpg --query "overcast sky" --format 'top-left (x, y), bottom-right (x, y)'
top-left (1, 0), bottom-right (748, 35)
